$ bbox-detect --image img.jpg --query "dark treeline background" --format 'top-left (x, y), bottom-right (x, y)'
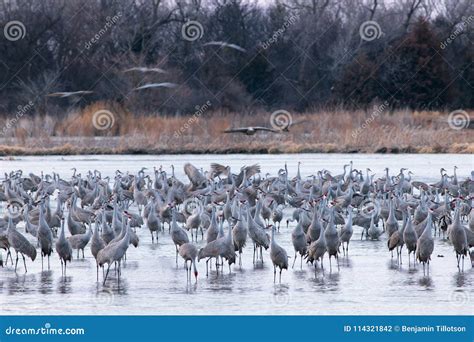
top-left (0, 0), bottom-right (472, 116)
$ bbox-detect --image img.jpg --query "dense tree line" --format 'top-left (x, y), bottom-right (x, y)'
top-left (0, 0), bottom-right (472, 116)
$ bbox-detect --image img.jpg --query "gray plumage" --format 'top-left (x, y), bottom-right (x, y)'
top-left (55, 218), bottom-right (72, 275)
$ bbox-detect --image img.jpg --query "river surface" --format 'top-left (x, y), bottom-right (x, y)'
top-left (0, 154), bottom-right (473, 315)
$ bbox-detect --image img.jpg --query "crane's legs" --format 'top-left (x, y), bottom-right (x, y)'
top-left (103, 264), bottom-right (111, 285)
top-left (22, 254), bottom-right (27, 273)
top-left (175, 246), bottom-right (179, 267)
top-left (292, 252), bottom-right (297, 269)
top-left (14, 252), bottom-right (19, 272)
top-left (273, 265), bottom-right (276, 283)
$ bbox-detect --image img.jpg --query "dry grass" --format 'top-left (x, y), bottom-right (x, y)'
top-left (0, 103), bottom-right (472, 155)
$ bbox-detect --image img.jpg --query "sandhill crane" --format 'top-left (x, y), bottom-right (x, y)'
top-left (232, 206), bottom-right (248, 266)
top-left (184, 163), bottom-right (207, 190)
top-left (449, 206), bottom-right (468, 272)
top-left (271, 203), bottom-right (283, 231)
top-left (91, 219), bottom-right (106, 281)
top-left (270, 225), bottom-right (288, 283)
top-left (306, 208), bottom-right (322, 243)
top-left (385, 199), bottom-right (399, 238)
top-left (416, 212), bottom-right (435, 276)
top-left (325, 209), bottom-right (340, 271)
top-left (55, 218), bottom-right (72, 276)
top-left (179, 243), bottom-right (198, 282)
top-left (388, 211), bottom-right (406, 264)
top-left (123, 67), bottom-right (167, 74)
top-left (367, 213), bottom-right (383, 240)
top-left (46, 90), bottom-right (93, 97)
top-left (247, 210), bottom-right (270, 264)
top-left (146, 200), bottom-right (161, 243)
top-left (206, 207), bottom-right (219, 243)
top-left (97, 214), bottom-right (132, 285)
top-left (403, 211), bottom-right (418, 265)
top-left (23, 206), bottom-right (39, 239)
top-left (67, 209), bottom-right (85, 236)
top-left (100, 209), bottom-right (115, 244)
top-left (198, 224), bottom-right (234, 275)
top-left (37, 201), bottom-right (53, 270)
top-left (170, 209), bottom-right (189, 265)
top-left (67, 225), bottom-right (92, 259)
top-left (0, 232), bottom-right (12, 266)
top-left (307, 222), bottom-right (327, 270)
top-left (6, 214), bottom-right (36, 272)
top-left (133, 82), bottom-right (178, 91)
top-left (223, 126), bottom-right (279, 135)
top-left (203, 41), bottom-right (246, 52)
top-left (291, 218), bottom-right (307, 269)
top-left (339, 207), bottom-right (353, 255)
top-left (186, 203), bottom-right (202, 242)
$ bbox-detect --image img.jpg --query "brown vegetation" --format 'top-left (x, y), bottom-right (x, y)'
top-left (0, 105), bottom-right (472, 155)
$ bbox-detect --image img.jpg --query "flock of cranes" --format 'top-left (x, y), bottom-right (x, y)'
top-left (0, 162), bottom-right (473, 287)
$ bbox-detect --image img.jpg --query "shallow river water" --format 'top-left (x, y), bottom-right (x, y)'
top-left (0, 154), bottom-right (473, 315)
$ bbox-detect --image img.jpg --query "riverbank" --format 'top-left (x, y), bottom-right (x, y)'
top-left (0, 108), bottom-right (472, 155)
